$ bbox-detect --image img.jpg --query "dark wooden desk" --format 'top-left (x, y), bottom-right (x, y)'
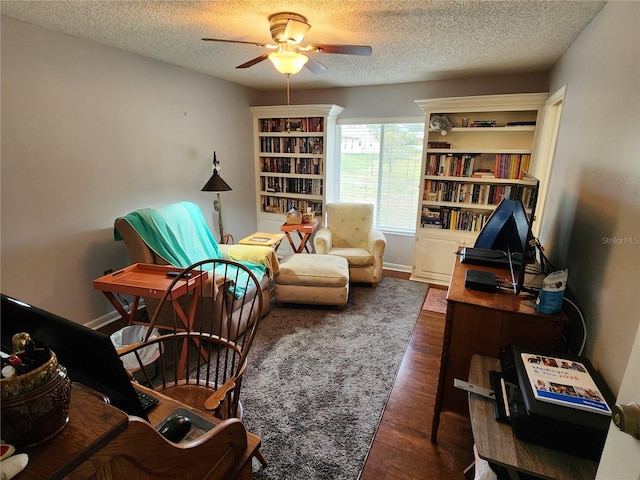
top-left (19, 384), bottom-right (128, 480)
top-left (468, 355), bottom-right (597, 480)
top-left (431, 256), bottom-right (568, 443)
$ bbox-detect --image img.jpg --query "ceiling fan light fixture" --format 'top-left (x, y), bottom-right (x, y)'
top-left (268, 49), bottom-right (308, 75)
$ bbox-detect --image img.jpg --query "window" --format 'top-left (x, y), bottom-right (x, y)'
top-left (335, 120), bottom-right (424, 234)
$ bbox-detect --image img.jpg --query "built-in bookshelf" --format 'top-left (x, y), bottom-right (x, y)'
top-left (250, 104), bottom-right (344, 252)
top-left (411, 93), bottom-right (547, 285)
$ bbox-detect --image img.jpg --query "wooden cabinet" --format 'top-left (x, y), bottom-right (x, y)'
top-left (411, 93), bottom-right (547, 285)
top-left (250, 104), bottom-right (343, 254)
top-left (431, 255), bottom-right (568, 443)
top-left (413, 229), bottom-right (477, 284)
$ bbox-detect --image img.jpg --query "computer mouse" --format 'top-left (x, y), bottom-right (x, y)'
top-left (159, 415), bottom-right (192, 443)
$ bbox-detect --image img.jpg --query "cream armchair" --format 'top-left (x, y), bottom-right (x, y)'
top-left (313, 203), bottom-right (386, 287)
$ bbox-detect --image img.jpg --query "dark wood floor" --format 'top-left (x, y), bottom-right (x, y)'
top-left (359, 271), bottom-right (474, 480)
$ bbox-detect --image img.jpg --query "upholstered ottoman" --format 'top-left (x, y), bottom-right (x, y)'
top-left (274, 254), bottom-right (349, 310)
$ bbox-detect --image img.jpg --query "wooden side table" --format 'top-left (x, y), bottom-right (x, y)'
top-left (431, 255), bottom-right (568, 443)
top-left (93, 263), bottom-right (209, 374)
top-left (468, 355), bottom-right (597, 480)
top-left (280, 219), bottom-right (320, 253)
top-left (238, 231), bottom-right (285, 251)
top-left (93, 263), bottom-right (206, 326)
top-left (19, 383), bottom-right (128, 480)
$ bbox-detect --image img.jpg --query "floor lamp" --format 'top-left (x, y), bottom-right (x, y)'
top-left (201, 152), bottom-right (232, 243)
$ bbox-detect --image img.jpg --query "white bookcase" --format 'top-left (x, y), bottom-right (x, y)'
top-left (250, 104), bottom-right (344, 255)
top-left (411, 93), bottom-right (547, 285)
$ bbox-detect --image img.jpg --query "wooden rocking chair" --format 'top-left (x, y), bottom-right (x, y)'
top-left (117, 259), bottom-right (268, 466)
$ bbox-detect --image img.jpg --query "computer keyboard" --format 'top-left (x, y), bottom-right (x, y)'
top-left (135, 387), bottom-right (159, 411)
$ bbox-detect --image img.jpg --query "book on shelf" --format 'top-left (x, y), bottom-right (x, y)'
top-left (519, 352), bottom-right (612, 416)
top-left (425, 154), bottom-right (476, 177)
top-left (494, 154), bottom-right (531, 179)
top-left (260, 136), bottom-right (323, 155)
top-left (423, 180), bottom-right (519, 206)
top-left (421, 208), bottom-right (441, 227)
top-left (427, 141), bottom-right (451, 149)
top-left (470, 120), bottom-right (496, 127)
top-left (262, 196), bottom-right (323, 215)
top-left (505, 121), bottom-right (536, 127)
top-left (420, 204), bottom-right (488, 232)
top-left (521, 187), bottom-right (533, 208)
top-left (259, 117), bottom-right (324, 133)
top-left (471, 169), bottom-right (495, 178)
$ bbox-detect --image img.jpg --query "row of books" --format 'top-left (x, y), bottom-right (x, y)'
top-left (426, 141), bottom-right (451, 149)
top-left (421, 207), bottom-right (490, 232)
top-left (259, 117), bottom-right (324, 133)
top-left (259, 157), bottom-right (324, 175)
top-left (260, 136), bottom-right (323, 154)
top-left (262, 197), bottom-right (323, 215)
top-left (495, 154), bottom-right (531, 179)
top-left (425, 154), bottom-right (477, 177)
top-left (470, 120), bottom-right (496, 127)
top-left (423, 180), bottom-right (534, 207)
top-left (261, 177), bottom-right (323, 196)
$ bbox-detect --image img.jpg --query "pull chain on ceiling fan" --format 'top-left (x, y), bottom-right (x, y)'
top-left (202, 12), bottom-right (372, 76)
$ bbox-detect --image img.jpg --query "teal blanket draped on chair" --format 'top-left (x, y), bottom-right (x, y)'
top-left (115, 201), bottom-right (266, 296)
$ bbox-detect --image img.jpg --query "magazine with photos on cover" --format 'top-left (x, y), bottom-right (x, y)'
top-left (520, 352), bottom-right (612, 416)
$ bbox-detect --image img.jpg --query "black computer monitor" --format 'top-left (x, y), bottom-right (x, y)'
top-left (1, 294), bottom-right (149, 421)
top-left (474, 198), bottom-right (534, 295)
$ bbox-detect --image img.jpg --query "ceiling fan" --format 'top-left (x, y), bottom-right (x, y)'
top-left (202, 12), bottom-right (372, 75)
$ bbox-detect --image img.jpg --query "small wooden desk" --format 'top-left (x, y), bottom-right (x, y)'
top-left (239, 232), bottom-right (285, 251)
top-left (431, 255), bottom-right (568, 443)
top-left (468, 355), bottom-right (598, 480)
top-left (93, 263), bottom-right (206, 326)
top-left (280, 219), bottom-right (320, 253)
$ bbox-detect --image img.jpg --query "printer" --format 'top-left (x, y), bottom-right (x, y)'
top-left (498, 345), bottom-right (614, 459)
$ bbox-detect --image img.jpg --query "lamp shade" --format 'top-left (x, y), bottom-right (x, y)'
top-left (268, 51), bottom-right (308, 75)
top-left (201, 170), bottom-right (232, 192)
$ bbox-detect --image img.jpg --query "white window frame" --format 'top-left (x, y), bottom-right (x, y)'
top-left (332, 116), bottom-right (424, 235)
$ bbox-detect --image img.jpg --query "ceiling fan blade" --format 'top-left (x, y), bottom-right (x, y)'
top-left (304, 56), bottom-right (328, 74)
top-left (236, 53), bottom-right (270, 69)
top-left (307, 44), bottom-right (372, 56)
top-left (283, 18), bottom-right (311, 44)
top-left (202, 37), bottom-right (270, 48)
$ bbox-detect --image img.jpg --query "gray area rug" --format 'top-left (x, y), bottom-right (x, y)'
top-left (241, 276), bottom-right (429, 480)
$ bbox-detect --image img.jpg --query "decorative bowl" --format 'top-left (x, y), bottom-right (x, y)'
top-left (1, 349), bottom-right (71, 447)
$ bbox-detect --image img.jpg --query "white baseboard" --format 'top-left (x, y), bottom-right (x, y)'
top-left (382, 262), bottom-right (412, 274)
top-left (86, 311), bottom-right (123, 331)
top-left (86, 300), bottom-right (146, 331)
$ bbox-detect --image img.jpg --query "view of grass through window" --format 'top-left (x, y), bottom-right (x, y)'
top-left (338, 123), bottom-right (423, 233)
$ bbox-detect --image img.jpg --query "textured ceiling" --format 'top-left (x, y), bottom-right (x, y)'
top-left (1, 0), bottom-right (605, 91)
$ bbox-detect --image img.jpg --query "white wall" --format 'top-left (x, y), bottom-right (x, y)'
top-left (544, 1), bottom-right (640, 394)
top-left (1, 17), bottom-right (259, 324)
